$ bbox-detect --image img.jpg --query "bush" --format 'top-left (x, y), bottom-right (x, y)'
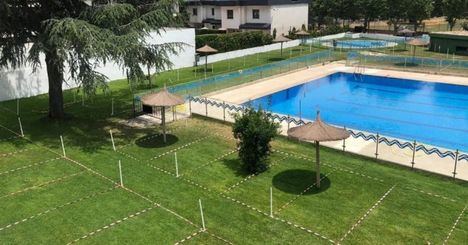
top-left (196, 31), bottom-right (273, 53)
top-left (288, 25), bottom-right (351, 39)
top-left (232, 108), bottom-right (280, 174)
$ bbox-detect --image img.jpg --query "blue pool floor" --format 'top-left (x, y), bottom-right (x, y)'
top-left (248, 72), bottom-right (468, 152)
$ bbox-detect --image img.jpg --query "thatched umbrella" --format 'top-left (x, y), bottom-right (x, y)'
top-left (288, 111), bottom-right (350, 188)
top-left (273, 35), bottom-right (291, 56)
top-left (141, 88), bottom-right (184, 143)
top-left (196, 44), bottom-right (218, 75)
top-left (295, 30), bottom-right (309, 44)
top-left (407, 38), bottom-right (428, 58)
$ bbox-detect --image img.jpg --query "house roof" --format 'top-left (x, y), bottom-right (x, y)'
top-left (186, 0), bottom-right (309, 6)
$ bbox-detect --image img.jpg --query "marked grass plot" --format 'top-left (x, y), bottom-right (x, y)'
top-left (178, 231), bottom-right (226, 245)
top-left (343, 187), bottom-right (465, 244)
top-left (77, 205), bottom-right (197, 244)
top-left (0, 188), bottom-right (149, 244)
top-left (152, 134), bottom-right (235, 175)
top-left (444, 207), bottom-right (468, 245)
top-left (119, 126), bottom-right (213, 161)
top-left (277, 164), bottom-right (391, 240)
top-left (0, 173), bottom-right (113, 227)
top-left (0, 159), bottom-right (82, 197)
top-left (0, 147), bottom-right (59, 171)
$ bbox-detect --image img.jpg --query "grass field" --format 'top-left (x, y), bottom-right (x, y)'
top-left (0, 85), bottom-right (467, 244)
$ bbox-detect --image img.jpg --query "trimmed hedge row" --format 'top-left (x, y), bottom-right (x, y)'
top-left (196, 31), bottom-right (273, 53)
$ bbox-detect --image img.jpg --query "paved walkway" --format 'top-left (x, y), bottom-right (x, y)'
top-left (192, 63), bottom-right (468, 181)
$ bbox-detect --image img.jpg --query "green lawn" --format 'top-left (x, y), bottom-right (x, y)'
top-left (0, 85), bottom-right (467, 244)
top-left (0, 46), bottom-right (467, 244)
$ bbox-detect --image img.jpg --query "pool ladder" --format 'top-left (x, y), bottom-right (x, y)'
top-left (354, 65), bottom-right (365, 81)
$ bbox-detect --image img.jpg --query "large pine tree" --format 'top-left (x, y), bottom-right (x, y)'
top-left (0, 0), bottom-right (183, 118)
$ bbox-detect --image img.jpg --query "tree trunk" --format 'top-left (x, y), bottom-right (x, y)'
top-left (45, 50), bottom-right (65, 119)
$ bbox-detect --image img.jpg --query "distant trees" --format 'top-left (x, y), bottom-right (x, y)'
top-left (443, 0), bottom-right (468, 30)
top-left (308, 0), bottom-right (467, 32)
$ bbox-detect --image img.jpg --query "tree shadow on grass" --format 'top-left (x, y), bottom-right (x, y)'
top-left (135, 134), bottom-right (178, 148)
top-left (272, 169), bottom-right (330, 195)
top-left (220, 157), bottom-right (251, 178)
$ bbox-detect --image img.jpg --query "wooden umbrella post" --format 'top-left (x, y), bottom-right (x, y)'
top-left (162, 106), bottom-right (166, 143)
top-left (316, 141), bottom-right (320, 188)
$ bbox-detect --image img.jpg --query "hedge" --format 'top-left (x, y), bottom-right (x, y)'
top-left (196, 31), bottom-right (273, 53)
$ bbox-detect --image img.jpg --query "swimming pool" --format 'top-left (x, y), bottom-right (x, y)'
top-left (322, 39), bottom-right (398, 49)
top-left (247, 72), bottom-right (468, 152)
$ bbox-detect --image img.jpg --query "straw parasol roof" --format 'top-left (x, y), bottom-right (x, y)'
top-left (196, 44), bottom-right (218, 54)
top-left (295, 30), bottom-right (310, 36)
top-left (273, 35), bottom-right (292, 43)
top-left (406, 38), bottom-right (428, 46)
top-left (287, 111), bottom-right (350, 188)
top-left (141, 88), bottom-right (184, 107)
top-left (288, 112), bottom-right (350, 142)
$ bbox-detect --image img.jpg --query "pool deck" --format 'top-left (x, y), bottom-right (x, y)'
top-left (194, 63), bottom-right (468, 181)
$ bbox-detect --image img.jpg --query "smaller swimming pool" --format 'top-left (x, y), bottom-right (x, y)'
top-left (323, 39), bottom-right (398, 49)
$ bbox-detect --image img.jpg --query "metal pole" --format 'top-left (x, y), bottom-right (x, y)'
top-left (110, 130), bottom-right (116, 151)
top-left (223, 101), bottom-right (226, 121)
top-left (411, 140), bottom-right (416, 169)
top-left (342, 126), bottom-right (346, 151)
top-left (60, 135), bottom-right (66, 157)
top-left (175, 152), bottom-right (179, 177)
top-left (199, 199), bottom-right (206, 231)
top-left (270, 187), bottom-right (273, 217)
top-left (205, 99), bottom-right (208, 116)
top-left (118, 160), bottom-right (124, 187)
top-left (18, 117), bottom-right (24, 137)
top-left (452, 150), bottom-right (459, 179)
top-left (299, 100), bottom-right (302, 121)
top-left (189, 98), bottom-right (192, 116)
top-left (375, 133), bottom-right (379, 159)
top-left (287, 115), bottom-right (290, 130)
top-left (16, 98), bottom-right (19, 116)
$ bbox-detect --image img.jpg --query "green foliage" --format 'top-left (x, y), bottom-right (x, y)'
top-left (196, 31), bottom-right (273, 53)
top-left (443, 0), bottom-right (468, 30)
top-left (407, 0), bottom-right (434, 30)
top-left (272, 28), bottom-right (277, 39)
top-left (232, 108), bottom-right (279, 174)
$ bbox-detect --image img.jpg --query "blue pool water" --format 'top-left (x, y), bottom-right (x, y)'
top-left (247, 73), bottom-right (468, 152)
top-left (323, 39), bottom-right (397, 49)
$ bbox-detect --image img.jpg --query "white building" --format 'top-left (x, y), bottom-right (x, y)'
top-left (186, 0), bottom-right (308, 36)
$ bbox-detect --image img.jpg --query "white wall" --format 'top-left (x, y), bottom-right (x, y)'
top-left (221, 6), bottom-right (242, 29)
top-left (244, 6), bottom-right (271, 24)
top-left (270, 4), bottom-right (308, 36)
top-left (0, 28), bottom-right (196, 102)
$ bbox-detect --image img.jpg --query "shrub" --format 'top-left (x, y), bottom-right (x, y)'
top-left (196, 31), bottom-right (273, 53)
top-left (232, 108), bottom-right (280, 174)
top-left (195, 29), bottom-right (227, 35)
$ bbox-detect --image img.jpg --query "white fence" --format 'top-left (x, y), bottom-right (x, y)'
top-left (0, 28), bottom-right (196, 102)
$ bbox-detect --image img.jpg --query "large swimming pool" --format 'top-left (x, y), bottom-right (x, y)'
top-left (247, 72), bottom-right (468, 152)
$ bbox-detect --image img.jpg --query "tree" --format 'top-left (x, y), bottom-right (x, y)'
top-left (357, 0), bottom-right (384, 32)
top-left (232, 108), bottom-right (279, 174)
top-left (0, 0), bottom-right (183, 119)
top-left (407, 0), bottom-right (433, 31)
top-left (443, 0), bottom-right (468, 30)
top-left (383, 0), bottom-right (410, 34)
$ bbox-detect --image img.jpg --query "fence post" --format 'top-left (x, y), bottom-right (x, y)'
top-left (411, 140), bottom-right (417, 169)
top-left (299, 100), bottom-right (302, 121)
top-left (452, 150), bottom-right (459, 179)
top-left (287, 115), bottom-right (291, 130)
top-left (342, 126), bottom-right (346, 151)
top-left (18, 117), bottom-right (24, 137)
top-left (189, 97), bottom-right (192, 116)
top-left (205, 99), bottom-right (208, 117)
top-left (375, 133), bottom-right (379, 159)
top-left (222, 101), bottom-right (226, 121)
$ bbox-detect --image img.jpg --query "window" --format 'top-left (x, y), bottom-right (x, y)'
top-left (227, 9), bottom-right (233, 19)
top-left (252, 9), bottom-right (260, 19)
top-left (192, 8), bottom-right (197, 16)
top-left (212, 8), bottom-right (215, 16)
